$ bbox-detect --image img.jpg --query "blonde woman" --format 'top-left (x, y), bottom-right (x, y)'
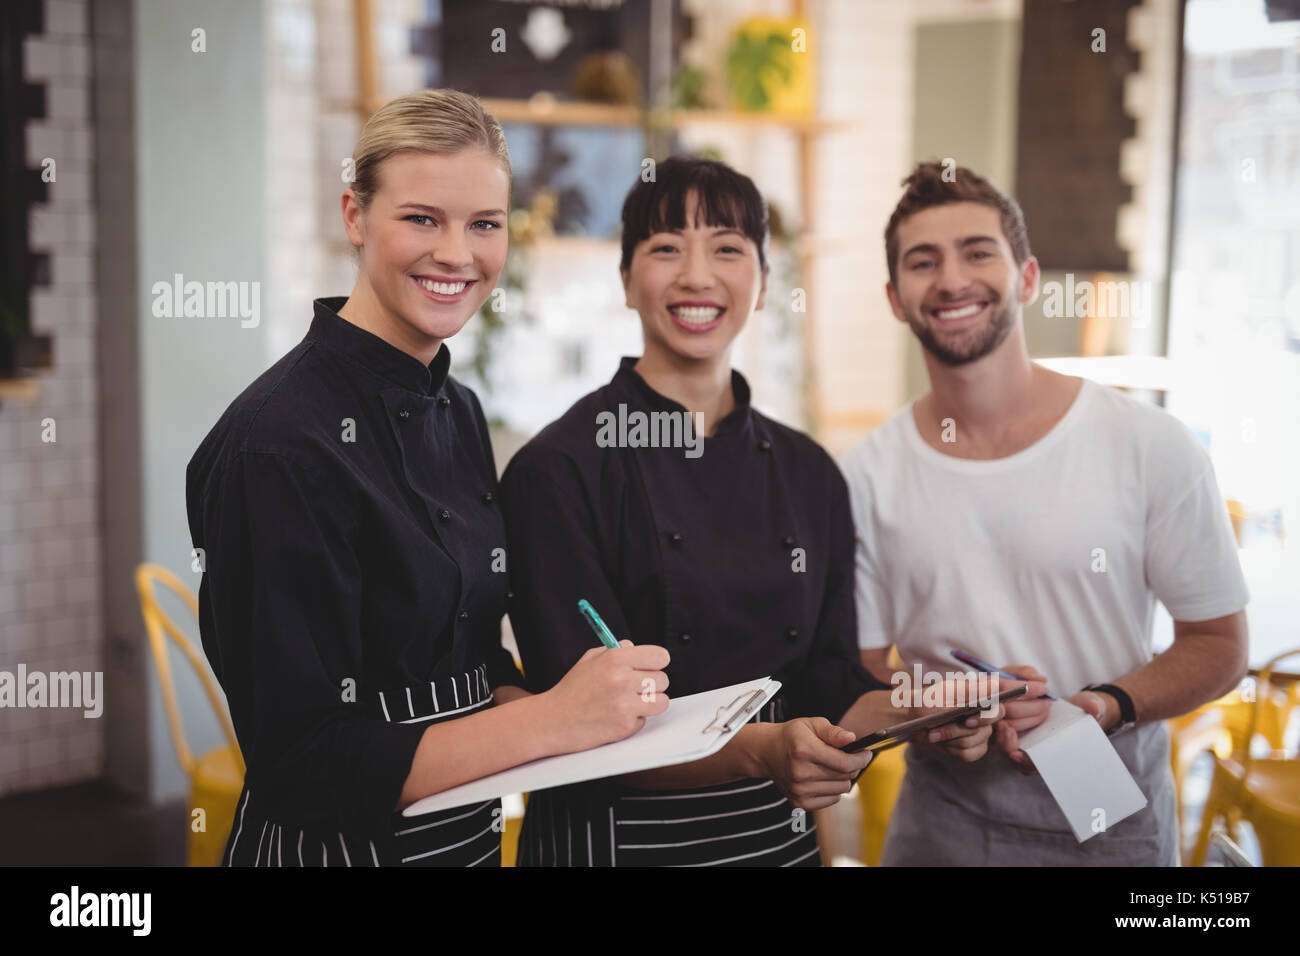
top-left (186, 90), bottom-right (669, 867)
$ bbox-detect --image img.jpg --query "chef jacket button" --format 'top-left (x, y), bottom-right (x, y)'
top-left (438, 396), bottom-right (451, 408)
top-left (398, 409), bottom-right (411, 420)
top-left (439, 509), bottom-right (452, 522)
top-left (669, 531), bottom-right (683, 545)
top-left (458, 609), bottom-right (469, 622)
top-left (781, 535), bottom-right (796, 548)
top-left (758, 438), bottom-right (772, 452)
top-left (678, 632), bottom-right (692, 644)
top-left (785, 627), bottom-right (799, 642)
top-left (481, 491), bottom-right (495, 504)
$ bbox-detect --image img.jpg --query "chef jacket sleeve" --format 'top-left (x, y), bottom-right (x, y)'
top-left (783, 464), bottom-right (890, 724)
top-left (499, 444), bottom-right (634, 695)
top-left (200, 449), bottom-right (428, 833)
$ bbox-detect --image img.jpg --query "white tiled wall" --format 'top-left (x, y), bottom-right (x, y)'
top-left (0, 0), bottom-right (104, 796)
top-left (265, 0), bottom-right (428, 361)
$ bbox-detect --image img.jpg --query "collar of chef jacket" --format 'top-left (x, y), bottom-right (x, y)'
top-left (609, 355), bottom-right (758, 441)
top-left (308, 296), bottom-right (452, 397)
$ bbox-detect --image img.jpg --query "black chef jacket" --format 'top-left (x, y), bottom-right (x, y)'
top-left (499, 357), bottom-right (887, 866)
top-left (186, 296), bottom-right (521, 862)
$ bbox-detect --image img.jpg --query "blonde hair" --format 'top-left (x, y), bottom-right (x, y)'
top-left (350, 89), bottom-right (511, 211)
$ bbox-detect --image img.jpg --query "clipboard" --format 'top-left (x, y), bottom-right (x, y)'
top-left (402, 677), bottom-right (782, 816)
top-left (839, 684), bottom-right (1029, 753)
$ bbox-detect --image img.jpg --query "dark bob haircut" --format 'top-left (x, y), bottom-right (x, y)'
top-left (619, 156), bottom-right (770, 273)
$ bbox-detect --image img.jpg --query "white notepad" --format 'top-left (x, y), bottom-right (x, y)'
top-left (402, 677), bottom-right (781, 816)
top-left (1016, 698), bottom-right (1148, 842)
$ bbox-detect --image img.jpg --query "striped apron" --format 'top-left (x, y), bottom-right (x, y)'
top-left (223, 662), bottom-right (502, 867)
top-left (518, 700), bottom-right (823, 867)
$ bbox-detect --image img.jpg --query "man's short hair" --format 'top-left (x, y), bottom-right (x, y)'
top-left (884, 161), bottom-right (1031, 286)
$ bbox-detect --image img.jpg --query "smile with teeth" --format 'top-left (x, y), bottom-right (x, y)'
top-left (932, 301), bottom-right (987, 321)
top-left (669, 305), bottom-right (723, 325)
top-left (414, 277), bottom-right (470, 295)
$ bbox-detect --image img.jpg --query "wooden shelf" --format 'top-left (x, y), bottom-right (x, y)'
top-left (478, 97), bottom-right (847, 133)
top-left (480, 97), bottom-right (641, 127)
top-left (0, 377), bottom-right (40, 401)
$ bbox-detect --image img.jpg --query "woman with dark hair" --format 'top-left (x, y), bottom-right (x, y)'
top-left (500, 157), bottom-right (997, 866)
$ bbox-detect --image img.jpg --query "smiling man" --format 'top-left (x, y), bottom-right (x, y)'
top-left (842, 161), bottom-right (1250, 865)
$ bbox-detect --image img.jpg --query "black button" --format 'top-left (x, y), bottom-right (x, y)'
top-left (785, 627), bottom-right (799, 642)
top-left (457, 609), bottom-right (469, 622)
top-left (439, 509), bottom-right (452, 522)
top-left (678, 632), bottom-right (692, 643)
top-left (506, 591), bottom-right (515, 601)
top-left (438, 396), bottom-right (451, 408)
top-left (669, 531), bottom-right (683, 545)
top-left (481, 491), bottom-right (495, 504)
top-left (398, 410), bottom-right (411, 420)
top-left (781, 536), bottom-right (796, 548)
top-left (758, 439), bottom-right (772, 452)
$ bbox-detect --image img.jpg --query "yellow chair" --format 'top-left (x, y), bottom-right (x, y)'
top-left (1169, 674), bottom-right (1298, 859)
top-left (1191, 648), bottom-right (1300, 866)
top-left (135, 563), bottom-right (245, 867)
top-left (856, 743), bottom-right (908, 866)
top-left (854, 646), bottom-right (910, 865)
top-left (501, 792), bottom-right (526, 867)
top-left (1167, 699), bottom-right (1228, 840)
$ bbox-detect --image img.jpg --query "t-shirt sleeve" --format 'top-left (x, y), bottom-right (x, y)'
top-left (1143, 420), bottom-right (1250, 622)
top-left (784, 464), bottom-right (890, 724)
top-left (198, 450), bottom-right (427, 833)
top-left (845, 448), bottom-right (894, 650)
top-left (499, 444), bottom-right (632, 695)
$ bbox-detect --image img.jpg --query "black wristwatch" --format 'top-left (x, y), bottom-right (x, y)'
top-left (1084, 683), bottom-right (1137, 734)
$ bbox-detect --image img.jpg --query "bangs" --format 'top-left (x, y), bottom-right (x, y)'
top-left (619, 157), bottom-right (769, 271)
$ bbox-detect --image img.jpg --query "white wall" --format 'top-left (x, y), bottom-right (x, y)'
top-left (134, 0), bottom-right (268, 802)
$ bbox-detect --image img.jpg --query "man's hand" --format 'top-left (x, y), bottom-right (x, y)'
top-left (1067, 687), bottom-right (1118, 731)
top-left (912, 678), bottom-right (1001, 763)
top-left (991, 665), bottom-right (1051, 774)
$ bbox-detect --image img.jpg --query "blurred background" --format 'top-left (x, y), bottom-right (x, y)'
top-left (0, 0), bottom-right (1297, 867)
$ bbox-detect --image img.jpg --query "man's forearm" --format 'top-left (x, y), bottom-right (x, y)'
top-left (1095, 611), bottom-right (1248, 726)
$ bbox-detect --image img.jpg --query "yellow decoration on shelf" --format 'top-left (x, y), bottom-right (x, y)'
top-left (726, 16), bottom-right (815, 115)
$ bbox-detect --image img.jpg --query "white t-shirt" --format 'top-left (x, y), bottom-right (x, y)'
top-left (842, 378), bottom-right (1249, 837)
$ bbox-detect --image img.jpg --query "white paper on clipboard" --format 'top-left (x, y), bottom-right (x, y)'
top-left (403, 677), bottom-right (781, 816)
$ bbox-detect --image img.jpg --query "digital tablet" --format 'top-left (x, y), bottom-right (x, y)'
top-left (840, 684), bottom-right (1029, 753)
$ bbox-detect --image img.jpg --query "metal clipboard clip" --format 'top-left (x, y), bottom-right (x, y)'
top-left (701, 687), bottom-right (768, 735)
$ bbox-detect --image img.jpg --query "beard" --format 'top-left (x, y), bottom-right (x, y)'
top-left (903, 296), bottom-right (1016, 367)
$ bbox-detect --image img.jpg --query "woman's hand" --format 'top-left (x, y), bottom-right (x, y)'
top-left (751, 719), bottom-right (874, 811)
top-left (540, 640), bottom-right (670, 753)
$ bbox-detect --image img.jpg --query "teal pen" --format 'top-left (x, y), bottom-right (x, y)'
top-left (578, 599), bottom-right (622, 649)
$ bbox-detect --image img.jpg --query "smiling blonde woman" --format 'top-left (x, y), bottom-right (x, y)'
top-left (186, 89), bottom-right (670, 867)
